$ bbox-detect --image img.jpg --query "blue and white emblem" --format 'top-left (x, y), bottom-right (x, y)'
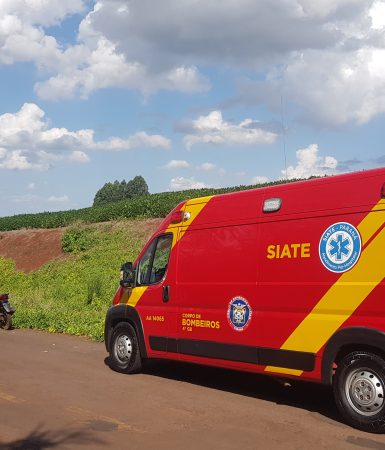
top-left (227, 297), bottom-right (252, 331)
top-left (319, 222), bottom-right (361, 273)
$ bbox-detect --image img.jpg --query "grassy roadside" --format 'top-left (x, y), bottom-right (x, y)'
top-left (0, 219), bottom-right (159, 340)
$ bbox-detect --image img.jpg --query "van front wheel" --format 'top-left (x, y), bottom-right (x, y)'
top-left (109, 322), bottom-right (143, 374)
top-left (333, 351), bottom-right (385, 433)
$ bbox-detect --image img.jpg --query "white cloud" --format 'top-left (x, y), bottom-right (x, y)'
top-left (86, 0), bottom-right (385, 126)
top-left (251, 176), bottom-right (269, 184)
top-left (0, 103), bottom-right (170, 170)
top-left (370, 1), bottom-right (385, 29)
top-left (169, 177), bottom-right (210, 191)
top-left (2, 0), bottom-right (385, 127)
top-left (33, 2), bottom-right (210, 100)
top-left (163, 160), bottom-right (225, 174)
top-left (27, 182), bottom-right (36, 190)
top-left (0, 1), bottom-right (209, 100)
top-left (196, 162), bottom-right (216, 172)
top-left (69, 151), bottom-right (90, 163)
top-left (75, 1), bottom-right (385, 126)
top-left (0, 0), bottom-right (85, 69)
top-left (48, 195), bottom-right (69, 203)
top-left (80, 0), bottom-right (383, 129)
top-left (0, 0), bottom-right (85, 28)
top-left (260, 47), bottom-right (385, 126)
top-left (91, 132), bottom-right (171, 151)
top-left (0, 150), bottom-right (44, 170)
top-left (184, 111), bottom-right (277, 149)
top-left (86, 0), bottom-right (363, 69)
top-left (283, 144), bottom-right (339, 179)
top-left (162, 160), bottom-right (191, 170)
top-left (230, 1), bottom-right (385, 127)
top-left (34, 45), bottom-right (209, 100)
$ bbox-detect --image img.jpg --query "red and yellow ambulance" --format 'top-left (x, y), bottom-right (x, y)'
top-left (104, 167), bottom-right (385, 432)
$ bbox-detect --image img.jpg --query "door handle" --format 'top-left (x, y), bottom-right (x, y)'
top-left (163, 285), bottom-right (170, 303)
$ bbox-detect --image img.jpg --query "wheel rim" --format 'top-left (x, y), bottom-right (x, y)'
top-left (114, 333), bottom-right (133, 363)
top-left (345, 368), bottom-right (385, 416)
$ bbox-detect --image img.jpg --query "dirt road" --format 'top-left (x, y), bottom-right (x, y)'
top-left (1, 329), bottom-right (385, 450)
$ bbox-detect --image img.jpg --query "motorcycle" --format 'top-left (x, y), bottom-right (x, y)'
top-left (0, 294), bottom-right (16, 330)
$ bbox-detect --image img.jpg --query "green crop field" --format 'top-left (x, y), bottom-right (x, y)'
top-left (0, 220), bottom-right (158, 340)
top-left (0, 178), bottom-right (304, 231)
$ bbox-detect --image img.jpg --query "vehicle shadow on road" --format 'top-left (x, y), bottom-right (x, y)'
top-left (0, 425), bottom-right (105, 450)
top-left (140, 359), bottom-right (340, 424)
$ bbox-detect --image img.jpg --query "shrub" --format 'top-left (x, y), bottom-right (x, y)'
top-left (61, 226), bottom-right (98, 253)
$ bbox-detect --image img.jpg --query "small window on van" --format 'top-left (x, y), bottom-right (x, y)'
top-left (137, 234), bottom-right (173, 286)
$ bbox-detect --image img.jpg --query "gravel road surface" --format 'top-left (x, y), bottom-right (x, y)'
top-left (1, 329), bottom-right (385, 450)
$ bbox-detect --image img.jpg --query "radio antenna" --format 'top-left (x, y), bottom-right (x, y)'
top-left (280, 94), bottom-right (288, 180)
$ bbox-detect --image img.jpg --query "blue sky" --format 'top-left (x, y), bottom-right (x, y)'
top-left (1, 0), bottom-right (385, 216)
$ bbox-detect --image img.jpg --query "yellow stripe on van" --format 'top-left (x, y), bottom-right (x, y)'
top-left (178, 196), bottom-right (214, 241)
top-left (126, 286), bottom-right (148, 307)
top-left (357, 199), bottom-right (385, 246)
top-left (124, 196), bottom-right (214, 307)
top-left (266, 200), bottom-right (385, 376)
top-left (164, 196), bottom-right (214, 245)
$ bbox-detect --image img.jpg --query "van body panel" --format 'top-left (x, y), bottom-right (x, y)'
top-left (107, 167), bottom-right (385, 382)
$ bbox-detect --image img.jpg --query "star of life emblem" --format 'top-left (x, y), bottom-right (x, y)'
top-left (319, 222), bottom-right (361, 273)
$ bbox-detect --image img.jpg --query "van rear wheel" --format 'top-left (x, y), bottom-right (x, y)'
top-left (109, 322), bottom-right (143, 374)
top-left (333, 351), bottom-right (385, 433)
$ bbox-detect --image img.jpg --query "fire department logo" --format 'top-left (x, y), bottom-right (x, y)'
top-left (227, 297), bottom-right (252, 331)
top-left (319, 222), bottom-right (361, 273)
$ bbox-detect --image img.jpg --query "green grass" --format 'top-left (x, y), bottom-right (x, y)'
top-left (0, 220), bottom-right (158, 340)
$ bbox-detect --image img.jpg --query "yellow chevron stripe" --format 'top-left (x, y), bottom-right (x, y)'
top-left (266, 200), bottom-right (385, 375)
top-left (357, 199), bottom-right (385, 246)
top-left (123, 196), bottom-right (214, 307)
top-left (168, 196), bottom-right (214, 242)
top-left (126, 286), bottom-right (148, 307)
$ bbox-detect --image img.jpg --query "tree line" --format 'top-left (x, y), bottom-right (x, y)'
top-left (93, 176), bottom-right (149, 206)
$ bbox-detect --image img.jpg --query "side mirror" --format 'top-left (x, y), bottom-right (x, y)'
top-left (120, 262), bottom-right (135, 288)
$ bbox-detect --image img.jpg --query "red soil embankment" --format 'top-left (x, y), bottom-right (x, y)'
top-left (0, 228), bottom-right (64, 272)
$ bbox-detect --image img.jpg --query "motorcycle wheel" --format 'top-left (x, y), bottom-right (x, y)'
top-left (0, 313), bottom-right (12, 330)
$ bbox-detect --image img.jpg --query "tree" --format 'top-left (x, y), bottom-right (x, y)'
top-left (93, 176), bottom-right (149, 206)
top-left (125, 176), bottom-right (149, 198)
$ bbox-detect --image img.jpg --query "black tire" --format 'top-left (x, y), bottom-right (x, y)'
top-left (333, 351), bottom-right (385, 433)
top-left (109, 322), bottom-right (142, 374)
top-left (0, 313), bottom-right (12, 330)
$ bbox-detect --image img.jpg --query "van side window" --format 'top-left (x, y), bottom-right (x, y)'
top-left (137, 234), bottom-right (173, 285)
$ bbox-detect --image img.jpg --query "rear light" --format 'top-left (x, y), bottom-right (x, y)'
top-left (170, 210), bottom-right (192, 223)
top-left (0, 294), bottom-right (9, 301)
top-left (170, 210), bottom-right (184, 224)
top-left (112, 286), bottom-right (123, 305)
